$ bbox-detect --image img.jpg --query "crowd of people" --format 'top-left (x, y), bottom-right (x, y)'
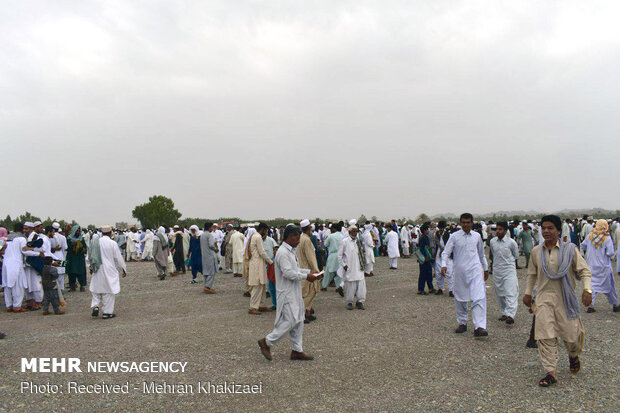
top-left (1, 214), bottom-right (619, 386)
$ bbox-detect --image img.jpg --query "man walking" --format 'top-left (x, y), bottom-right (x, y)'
top-left (257, 225), bottom-right (321, 361)
top-left (489, 222), bottom-right (519, 324)
top-left (524, 215), bottom-right (592, 387)
top-left (441, 213), bottom-right (489, 337)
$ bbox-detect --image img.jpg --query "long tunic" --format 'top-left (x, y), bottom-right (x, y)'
top-left (518, 230), bottom-right (535, 254)
top-left (66, 238), bottom-right (87, 277)
top-left (1, 235), bottom-right (28, 289)
top-left (297, 233), bottom-right (319, 273)
top-left (386, 231), bottom-right (400, 258)
top-left (338, 237), bottom-right (364, 282)
top-left (152, 236), bottom-right (168, 268)
top-left (324, 232), bottom-right (343, 273)
top-left (230, 231), bottom-right (245, 264)
top-left (441, 230), bottom-right (488, 302)
top-left (274, 242), bottom-right (310, 324)
top-left (526, 242), bottom-right (591, 341)
top-left (141, 232), bottom-right (154, 259)
top-left (173, 232), bottom-right (185, 266)
top-left (362, 230), bottom-right (375, 265)
top-left (489, 236), bottom-right (519, 297)
top-left (199, 231), bottom-right (218, 276)
top-left (580, 237), bottom-right (615, 294)
top-left (89, 236), bottom-right (126, 295)
top-left (188, 236), bottom-right (202, 273)
top-left (247, 233), bottom-right (272, 286)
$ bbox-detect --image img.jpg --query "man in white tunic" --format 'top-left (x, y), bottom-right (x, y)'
top-left (1, 222), bottom-right (30, 312)
top-left (51, 223), bottom-right (68, 296)
top-left (400, 224), bottom-right (411, 257)
top-left (339, 226), bottom-right (367, 310)
top-left (141, 229), bottom-right (154, 260)
top-left (23, 222), bottom-right (44, 310)
top-left (489, 222), bottom-right (520, 324)
top-left (89, 226), bottom-right (127, 319)
top-left (362, 224), bottom-right (375, 276)
top-left (580, 217), bottom-right (593, 242)
top-left (442, 213), bottom-right (489, 337)
top-left (230, 228), bottom-right (245, 277)
top-left (561, 219), bottom-right (572, 244)
top-left (257, 225), bottom-right (321, 361)
top-left (126, 228), bottom-right (138, 261)
top-left (386, 226), bottom-right (400, 269)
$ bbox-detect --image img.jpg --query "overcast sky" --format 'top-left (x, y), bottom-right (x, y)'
top-left (2, 0), bottom-right (619, 225)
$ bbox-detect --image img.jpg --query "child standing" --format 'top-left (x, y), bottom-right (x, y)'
top-left (42, 257), bottom-right (65, 315)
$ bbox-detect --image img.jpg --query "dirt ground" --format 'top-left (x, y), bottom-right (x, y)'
top-left (0, 256), bottom-right (618, 412)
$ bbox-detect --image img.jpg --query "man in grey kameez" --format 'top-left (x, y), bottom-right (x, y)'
top-left (489, 222), bottom-right (520, 324)
top-left (153, 227), bottom-right (169, 280)
top-left (200, 222), bottom-right (219, 294)
top-left (257, 225), bottom-right (321, 361)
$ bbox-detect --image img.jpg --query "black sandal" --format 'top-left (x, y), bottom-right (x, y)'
top-left (539, 373), bottom-right (557, 387)
top-left (569, 356), bottom-right (580, 374)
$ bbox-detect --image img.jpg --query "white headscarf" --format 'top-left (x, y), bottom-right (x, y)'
top-left (190, 225), bottom-right (199, 237)
top-left (156, 226), bottom-right (167, 245)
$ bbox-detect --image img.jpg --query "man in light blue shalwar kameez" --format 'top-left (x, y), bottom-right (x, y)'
top-left (489, 222), bottom-right (520, 324)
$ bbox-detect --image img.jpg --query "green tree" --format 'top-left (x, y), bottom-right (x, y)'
top-left (132, 195), bottom-right (182, 229)
top-left (415, 213), bottom-right (429, 224)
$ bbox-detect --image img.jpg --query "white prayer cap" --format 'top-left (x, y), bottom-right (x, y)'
top-left (190, 225), bottom-right (199, 232)
top-left (349, 219), bottom-right (357, 226)
top-left (101, 225), bottom-right (112, 233)
top-left (52, 222), bottom-right (60, 229)
top-left (349, 225), bottom-right (358, 231)
top-left (300, 219), bottom-right (310, 228)
top-left (173, 225), bottom-right (179, 229)
top-left (24, 222), bottom-right (35, 228)
top-left (33, 221), bottom-right (42, 226)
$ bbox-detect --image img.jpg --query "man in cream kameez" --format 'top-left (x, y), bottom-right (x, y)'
top-left (524, 215), bottom-right (592, 387)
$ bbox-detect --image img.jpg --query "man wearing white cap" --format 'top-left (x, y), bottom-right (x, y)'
top-left (22, 222), bottom-right (44, 310)
top-left (339, 225), bottom-right (367, 310)
top-left (400, 223), bottom-right (411, 258)
top-left (89, 225), bottom-right (127, 319)
top-left (298, 219), bottom-right (320, 323)
top-left (386, 225), bottom-right (400, 269)
top-left (362, 224), bottom-right (376, 276)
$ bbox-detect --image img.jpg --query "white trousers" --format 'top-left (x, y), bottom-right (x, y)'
top-left (91, 293), bottom-right (116, 314)
top-left (57, 271), bottom-right (66, 290)
top-left (389, 258), bottom-right (398, 268)
top-left (4, 285), bottom-right (25, 308)
top-left (344, 279), bottom-right (367, 304)
top-left (455, 298), bottom-right (486, 329)
top-left (364, 262), bottom-right (374, 273)
top-left (495, 289), bottom-right (518, 318)
top-left (265, 304), bottom-right (304, 352)
top-left (26, 290), bottom-right (43, 302)
top-left (402, 244), bottom-right (410, 256)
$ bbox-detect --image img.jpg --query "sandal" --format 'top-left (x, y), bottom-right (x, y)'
top-left (569, 356), bottom-right (580, 374)
top-left (538, 373), bottom-right (557, 387)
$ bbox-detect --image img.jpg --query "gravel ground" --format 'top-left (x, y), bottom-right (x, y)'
top-left (0, 256), bottom-right (618, 412)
